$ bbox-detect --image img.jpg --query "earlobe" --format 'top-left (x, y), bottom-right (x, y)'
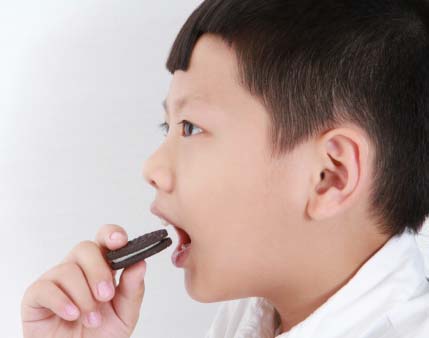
top-left (306, 131), bottom-right (363, 221)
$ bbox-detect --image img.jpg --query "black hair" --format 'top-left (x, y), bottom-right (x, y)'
top-left (165, 0), bottom-right (429, 237)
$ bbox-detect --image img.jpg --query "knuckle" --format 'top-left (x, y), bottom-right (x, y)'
top-left (41, 261), bottom-right (83, 283)
top-left (39, 262), bottom-right (69, 281)
top-left (21, 279), bottom-right (40, 301)
top-left (74, 240), bottom-right (96, 252)
top-left (58, 261), bottom-right (82, 275)
top-left (30, 278), bottom-right (46, 290)
top-left (33, 264), bottom-right (98, 313)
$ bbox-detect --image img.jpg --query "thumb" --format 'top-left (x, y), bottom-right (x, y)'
top-left (112, 259), bottom-right (147, 329)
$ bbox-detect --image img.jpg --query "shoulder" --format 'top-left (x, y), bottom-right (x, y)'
top-left (383, 281), bottom-right (429, 338)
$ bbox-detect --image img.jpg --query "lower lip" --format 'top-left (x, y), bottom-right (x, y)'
top-left (171, 244), bottom-right (192, 268)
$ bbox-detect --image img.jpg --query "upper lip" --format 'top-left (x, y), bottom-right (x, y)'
top-left (150, 202), bottom-right (188, 235)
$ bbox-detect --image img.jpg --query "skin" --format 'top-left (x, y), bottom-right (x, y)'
top-left (142, 33), bottom-right (391, 334)
top-left (21, 224), bottom-right (147, 338)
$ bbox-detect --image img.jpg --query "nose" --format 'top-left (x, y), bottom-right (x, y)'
top-left (142, 158), bottom-right (159, 189)
top-left (142, 150), bottom-right (174, 191)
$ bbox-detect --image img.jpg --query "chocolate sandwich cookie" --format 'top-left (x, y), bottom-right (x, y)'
top-left (106, 229), bottom-right (172, 270)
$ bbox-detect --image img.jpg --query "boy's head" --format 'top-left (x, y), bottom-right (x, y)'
top-left (143, 0), bottom-right (429, 307)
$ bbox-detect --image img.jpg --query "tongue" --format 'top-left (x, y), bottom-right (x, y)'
top-left (175, 226), bottom-right (191, 247)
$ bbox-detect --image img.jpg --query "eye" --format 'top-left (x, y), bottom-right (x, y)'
top-left (158, 122), bottom-right (169, 136)
top-left (158, 120), bottom-right (203, 138)
top-left (179, 120), bottom-right (203, 137)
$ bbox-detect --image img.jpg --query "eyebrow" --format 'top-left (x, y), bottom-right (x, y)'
top-left (162, 96), bottom-right (200, 119)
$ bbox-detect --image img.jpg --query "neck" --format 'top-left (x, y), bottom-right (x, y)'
top-left (266, 228), bottom-right (390, 334)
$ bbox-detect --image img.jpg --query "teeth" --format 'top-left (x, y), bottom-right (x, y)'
top-left (181, 243), bottom-right (191, 250)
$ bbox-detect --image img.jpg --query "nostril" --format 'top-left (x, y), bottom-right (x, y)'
top-left (150, 179), bottom-right (157, 188)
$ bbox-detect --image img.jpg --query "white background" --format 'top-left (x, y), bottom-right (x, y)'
top-left (0, 1), bottom-right (222, 337)
top-left (1, 1), bottom-right (428, 337)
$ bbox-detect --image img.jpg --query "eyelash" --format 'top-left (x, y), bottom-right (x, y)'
top-left (158, 120), bottom-right (200, 137)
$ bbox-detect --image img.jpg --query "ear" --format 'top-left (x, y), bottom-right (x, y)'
top-left (306, 127), bottom-right (370, 221)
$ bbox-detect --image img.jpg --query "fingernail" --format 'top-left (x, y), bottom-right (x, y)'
top-left (110, 232), bottom-right (125, 242)
top-left (86, 311), bottom-right (102, 327)
top-left (97, 280), bottom-right (114, 300)
top-left (65, 303), bottom-right (79, 318)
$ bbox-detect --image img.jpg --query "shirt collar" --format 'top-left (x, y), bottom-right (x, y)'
top-left (265, 230), bottom-right (428, 337)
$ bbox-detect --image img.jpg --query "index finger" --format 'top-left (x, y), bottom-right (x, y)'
top-left (95, 224), bottom-right (129, 254)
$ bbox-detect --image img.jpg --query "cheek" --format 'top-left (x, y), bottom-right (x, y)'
top-left (178, 128), bottom-right (304, 299)
top-left (183, 154), bottom-right (280, 300)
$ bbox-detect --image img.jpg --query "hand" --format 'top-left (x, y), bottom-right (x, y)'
top-left (21, 224), bottom-right (147, 338)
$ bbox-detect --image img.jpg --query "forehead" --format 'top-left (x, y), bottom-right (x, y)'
top-left (165, 34), bottom-right (241, 114)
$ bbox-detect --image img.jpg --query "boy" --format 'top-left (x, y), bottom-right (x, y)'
top-left (21, 0), bottom-right (429, 337)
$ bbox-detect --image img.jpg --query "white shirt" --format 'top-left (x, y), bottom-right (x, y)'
top-left (204, 230), bottom-right (429, 338)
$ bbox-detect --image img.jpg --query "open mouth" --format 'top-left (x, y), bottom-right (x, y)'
top-left (173, 225), bottom-right (192, 249)
top-left (171, 225), bottom-right (192, 267)
top-left (150, 204), bottom-right (193, 262)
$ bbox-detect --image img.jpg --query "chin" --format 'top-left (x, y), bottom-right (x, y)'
top-left (184, 272), bottom-right (221, 303)
top-left (184, 272), bottom-right (242, 303)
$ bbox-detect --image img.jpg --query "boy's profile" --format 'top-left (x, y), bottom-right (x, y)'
top-left (21, 0), bottom-right (429, 337)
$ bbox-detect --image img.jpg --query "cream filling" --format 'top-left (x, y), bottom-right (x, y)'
top-left (111, 241), bottom-right (161, 264)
